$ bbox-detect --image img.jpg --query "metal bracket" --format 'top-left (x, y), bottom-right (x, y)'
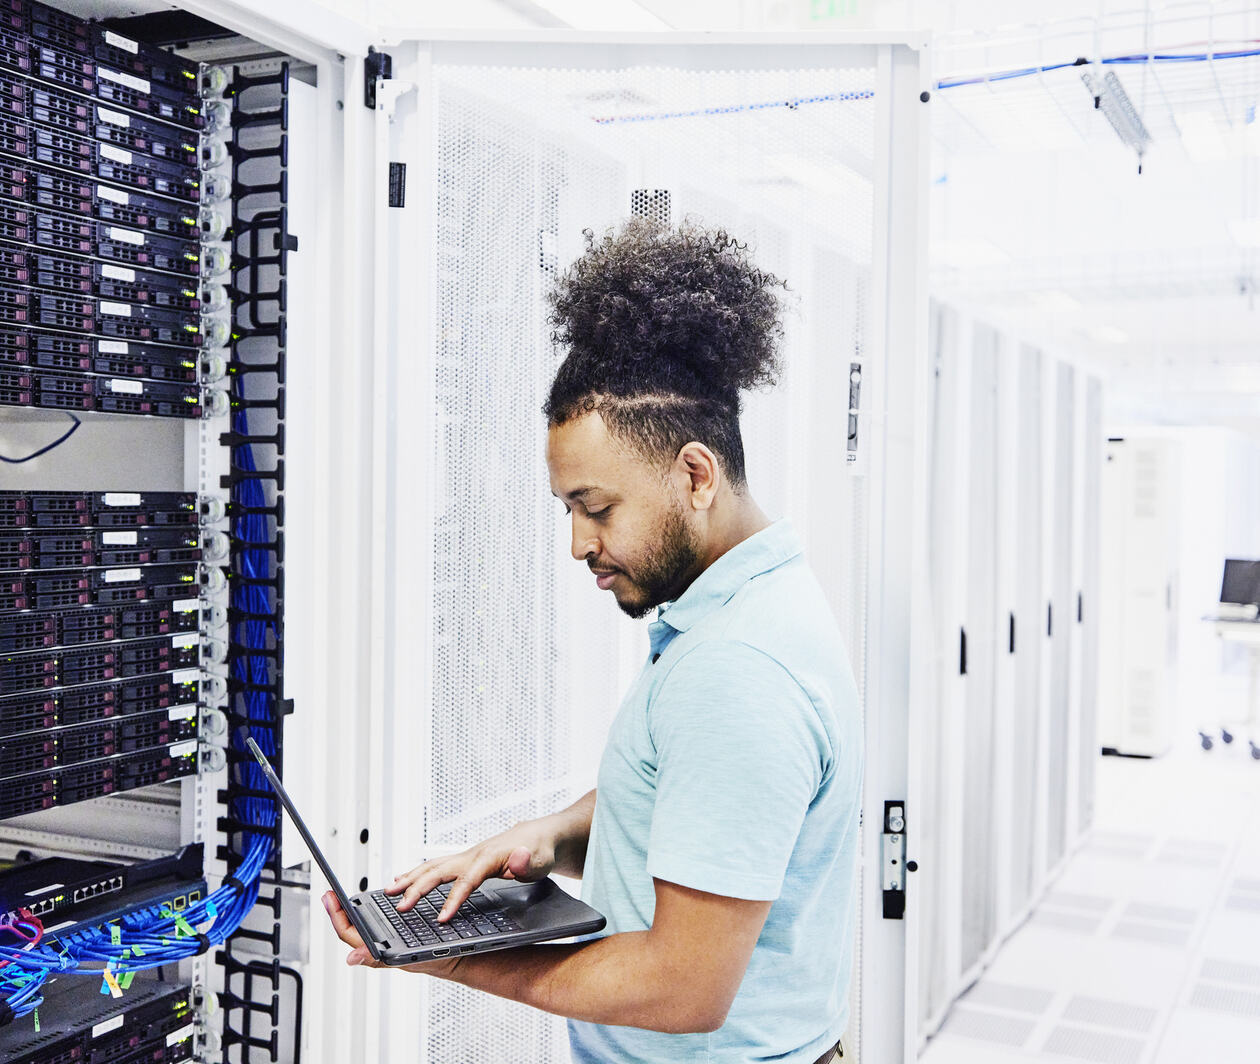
top-left (881, 800), bottom-right (908, 919)
top-left (364, 45), bottom-right (392, 109)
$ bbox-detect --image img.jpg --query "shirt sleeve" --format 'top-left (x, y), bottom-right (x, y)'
top-left (645, 639), bottom-right (828, 901)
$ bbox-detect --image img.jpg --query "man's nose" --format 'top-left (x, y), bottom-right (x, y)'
top-left (570, 517), bottom-right (600, 563)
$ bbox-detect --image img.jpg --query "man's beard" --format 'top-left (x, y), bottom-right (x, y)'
top-left (609, 502), bottom-right (703, 620)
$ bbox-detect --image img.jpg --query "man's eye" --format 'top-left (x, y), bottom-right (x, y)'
top-left (588, 507), bottom-right (610, 520)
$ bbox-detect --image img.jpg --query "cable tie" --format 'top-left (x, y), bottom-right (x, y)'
top-left (132, 945), bottom-right (145, 957)
top-left (224, 875), bottom-right (245, 893)
top-left (175, 916), bottom-right (195, 938)
top-left (102, 969), bottom-right (122, 999)
top-left (118, 970), bottom-right (135, 991)
top-left (109, 925), bottom-right (121, 946)
top-left (195, 932), bottom-right (211, 953)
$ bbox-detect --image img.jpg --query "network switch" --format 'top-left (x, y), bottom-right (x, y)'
top-left (0, 973), bottom-right (194, 1064)
top-left (0, 598), bottom-right (200, 653)
top-left (0, 841), bottom-right (203, 926)
top-left (0, 666), bottom-right (201, 737)
top-left (0, 737), bottom-right (199, 817)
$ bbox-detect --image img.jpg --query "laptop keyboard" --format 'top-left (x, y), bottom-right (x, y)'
top-left (371, 883), bottom-right (522, 949)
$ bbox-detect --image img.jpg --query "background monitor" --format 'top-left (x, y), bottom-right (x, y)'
top-left (1220, 559), bottom-right (1260, 605)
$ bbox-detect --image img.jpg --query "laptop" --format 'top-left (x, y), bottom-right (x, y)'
top-left (245, 737), bottom-right (605, 965)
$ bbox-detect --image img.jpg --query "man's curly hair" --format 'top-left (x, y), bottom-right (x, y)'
top-left (544, 218), bottom-right (786, 488)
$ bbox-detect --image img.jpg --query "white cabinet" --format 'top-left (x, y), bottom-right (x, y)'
top-left (1097, 437), bottom-right (1181, 757)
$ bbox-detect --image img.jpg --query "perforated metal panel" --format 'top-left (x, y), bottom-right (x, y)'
top-left (420, 53), bottom-right (879, 1062)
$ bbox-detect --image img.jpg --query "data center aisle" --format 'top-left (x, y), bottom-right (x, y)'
top-left (920, 732), bottom-right (1260, 1064)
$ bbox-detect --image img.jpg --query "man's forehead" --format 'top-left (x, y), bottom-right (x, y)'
top-left (546, 412), bottom-right (642, 497)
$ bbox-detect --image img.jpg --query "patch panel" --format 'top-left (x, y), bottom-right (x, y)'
top-left (0, 738), bottom-right (199, 817)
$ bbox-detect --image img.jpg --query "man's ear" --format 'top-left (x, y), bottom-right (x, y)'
top-left (675, 441), bottom-right (720, 511)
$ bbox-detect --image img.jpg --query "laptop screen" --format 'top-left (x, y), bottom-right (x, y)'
top-left (1220, 559), bottom-right (1260, 606)
top-left (244, 737), bottom-right (357, 916)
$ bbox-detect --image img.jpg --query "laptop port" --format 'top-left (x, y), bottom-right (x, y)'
top-left (431, 948), bottom-right (451, 957)
top-left (459, 945), bottom-right (476, 954)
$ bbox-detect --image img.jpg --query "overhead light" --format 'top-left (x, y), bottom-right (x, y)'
top-left (932, 238), bottom-right (1011, 268)
top-left (1030, 290), bottom-right (1083, 313)
top-left (532, 0), bottom-right (671, 30)
top-left (1228, 219), bottom-right (1260, 248)
top-left (1090, 325), bottom-right (1130, 344)
top-left (1081, 69), bottom-right (1151, 170)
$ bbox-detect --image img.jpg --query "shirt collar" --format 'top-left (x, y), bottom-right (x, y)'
top-left (654, 518), bottom-right (802, 636)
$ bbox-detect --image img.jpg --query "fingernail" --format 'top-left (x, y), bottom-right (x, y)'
top-left (321, 893), bottom-right (332, 913)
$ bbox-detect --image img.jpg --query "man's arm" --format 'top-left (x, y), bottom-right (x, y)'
top-left (388, 789), bottom-right (596, 920)
top-left (325, 876), bottom-right (770, 1034)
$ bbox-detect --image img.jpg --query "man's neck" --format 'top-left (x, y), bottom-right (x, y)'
top-left (698, 495), bottom-right (773, 571)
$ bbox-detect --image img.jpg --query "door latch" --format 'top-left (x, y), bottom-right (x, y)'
top-left (881, 800), bottom-right (914, 919)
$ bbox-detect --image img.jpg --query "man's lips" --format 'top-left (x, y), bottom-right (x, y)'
top-left (590, 568), bottom-right (618, 590)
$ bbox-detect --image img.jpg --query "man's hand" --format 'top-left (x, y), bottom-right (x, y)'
top-left (321, 891), bottom-right (458, 976)
top-left (386, 790), bottom-right (595, 921)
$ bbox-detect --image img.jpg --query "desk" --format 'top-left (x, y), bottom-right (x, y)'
top-left (1208, 620), bottom-right (1260, 758)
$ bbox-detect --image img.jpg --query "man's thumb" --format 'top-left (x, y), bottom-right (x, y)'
top-left (506, 846), bottom-right (538, 880)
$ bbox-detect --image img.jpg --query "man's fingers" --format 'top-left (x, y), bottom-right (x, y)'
top-left (396, 865), bottom-right (455, 913)
top-left (438, 853), bottom-right (501, 921)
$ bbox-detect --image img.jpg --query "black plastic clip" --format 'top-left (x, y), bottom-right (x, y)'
top-left (365, 46), bottom-right (392, 109)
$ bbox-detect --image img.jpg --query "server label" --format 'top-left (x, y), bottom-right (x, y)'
top-left (92, 1015), bottom-right (125, 1038)
top-left (171, 632), bottom-right (198, 648)
top-left (97, 185), bottom-right (130, 205)
top-left (104, 31), bottom-right (140, 54)
top-left (108, 226), bottom-right (145, 246)
top-left (103, 568), bottom-right (141, 583)
top-left (102, 531), bottom-right (138, 545)
top-left (100, 301), bottom-right (132, 318)
top-left (100, 143), bottom-right (133, 165)
top-left (97, 106), bottom-right (131, 128)
top-left (99, 67), bottom-right (152, 94)
top-left (168, 741), bottom-right (197, 760)
top-left (173, 598), bottom-right (201, 612)
top-left (109, 378), bottom-right (144, 395)
top-left (172, 668), bottom-right (201, 686)
top-left (101, 264), bottom-right (136, 282)
top-left (102, 492), bottom-right (140, 505)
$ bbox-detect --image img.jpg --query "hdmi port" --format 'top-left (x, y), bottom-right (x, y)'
top-left (431, 948), bottom-right (451, 957)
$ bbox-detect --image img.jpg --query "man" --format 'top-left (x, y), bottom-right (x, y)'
top-left (324, 219), bottom-right (862, 1063)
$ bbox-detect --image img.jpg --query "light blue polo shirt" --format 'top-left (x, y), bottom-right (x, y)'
top-left (568, 519), bottom-right (863, 1063)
